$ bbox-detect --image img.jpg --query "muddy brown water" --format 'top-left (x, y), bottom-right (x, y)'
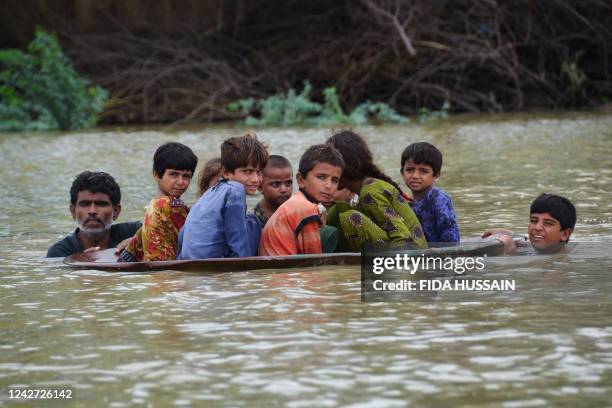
top-left (1, 112), bottom-right (611, 406)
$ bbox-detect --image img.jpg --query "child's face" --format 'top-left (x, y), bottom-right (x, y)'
top-left (296, 162), bottom-right (342, 206)
top-left (224, 165), bottom-right (263, 195)
top-left (260, 166), bottom-right (293, 207)
top-left (528, 212), bottom-right (572, 251)
top-left (155, 168), bottom-right (193, 197)
top-left (401, 160), bottom-right (438, 194)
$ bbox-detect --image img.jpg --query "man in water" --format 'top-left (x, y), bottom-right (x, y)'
top-left (47, 171), bottom-right (141, 257)
top-left (482, 193), bottom-right (576, 255)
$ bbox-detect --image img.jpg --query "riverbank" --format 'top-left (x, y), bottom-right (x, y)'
top-left (3, 1), bottom-right (611, 127)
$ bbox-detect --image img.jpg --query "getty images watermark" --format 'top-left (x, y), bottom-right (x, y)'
top-left (360, 243), bottom-right (516, 302)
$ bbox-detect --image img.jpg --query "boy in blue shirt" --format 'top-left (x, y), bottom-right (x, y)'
top-left (179, 132), bottom-right (268, 259)
top-left (400, 142), bottom-right (460, 244)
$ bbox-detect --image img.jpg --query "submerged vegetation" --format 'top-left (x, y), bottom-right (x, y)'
top-left (227, 81), bottom-right (409, 126)
top-left (417, 102), bottom-right (450, 125)
top-left (0, 29), bottom-right (107, 132)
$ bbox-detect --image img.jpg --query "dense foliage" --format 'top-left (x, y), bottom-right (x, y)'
top-left (3, 0), bottom-right (611, 125)
top-left (228, 81), bottom-right (408, 126)
top-left (0, 29), bottom-right (107, 132)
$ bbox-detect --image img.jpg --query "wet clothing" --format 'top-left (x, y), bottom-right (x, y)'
top-left (259, 191), bottom-right (323, 256)
top-left (320, 225), bottom-right (339, 254)
top-left (46, 222), bottom-right (141, 258)
top-left (327, 178), bottom-right (428, 252)
top-left (253, 202), bottom-right (269, 226)
top-left (179, 179), bottom-right (256, 259)
top-left (118, 196), bottom-right (188, 262)
top-left (411, 186), bottom-right (460, 244)
top-left (246, 213), bottom-right (264, 256)
top-left (245, 202), bottom-right (268, 253)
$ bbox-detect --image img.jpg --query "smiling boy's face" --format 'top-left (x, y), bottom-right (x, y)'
top-left (528, 212), bottom-right (572, 252)
top-left (297, 161), bottom-right (342, 206)
top-left (223, 164), bottom-right (263, 195)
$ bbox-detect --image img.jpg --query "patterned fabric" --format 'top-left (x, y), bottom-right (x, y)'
top-left (179, 179), bottom-right (255, 259)
top-left (119, 196), bottom-right (188, 262)
top-left (411, 186), bottom-right (460, 244)
top-left (327, 178), bottom-right (428, 252)
top-left (259, 191), bottom-right (322, 256)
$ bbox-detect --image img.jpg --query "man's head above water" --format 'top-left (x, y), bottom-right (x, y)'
top-left (69, 171), bottom-right (122, 241)
top-left (528, 193), bottom-right (576, 252)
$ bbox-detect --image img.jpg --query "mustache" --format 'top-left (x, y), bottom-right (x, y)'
top-left (78, 216), bottom-right (112, 233)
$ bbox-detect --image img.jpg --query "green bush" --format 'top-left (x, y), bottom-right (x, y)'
top-left (417, 101), bottom-right (450, 124)
top-left (0, 29), bottom-right (107, 132)
top-left (228, 80), bottom-right (409, 126)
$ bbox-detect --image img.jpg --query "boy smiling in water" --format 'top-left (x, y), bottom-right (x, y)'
top-left (259, 144), bottom-right (344, 256)
top-left (482, 193), bottom-right (576, 255)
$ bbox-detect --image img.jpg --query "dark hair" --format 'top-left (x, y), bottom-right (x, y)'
top-left (400, 142), bottom-right (443, 176)
top-left (197, 157), bottom-right (223, 197)
top-left (298, 144), bottom-right (344, 176)
top-left (153, 142), bottom-right (198, 177)
top-left (326, 130), bottom-right (403, 193)
top-left (530, 193), bottom-right (577, 232)
top-left (221, 131), bottom-right (268, 173)
top-left (266, 155), bottom-right (292, 172)
top-left (70, 171), bottom-right (121, 206)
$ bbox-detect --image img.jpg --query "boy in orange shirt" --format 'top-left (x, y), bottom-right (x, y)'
top-left (259, 144), bottom-right (344, 256)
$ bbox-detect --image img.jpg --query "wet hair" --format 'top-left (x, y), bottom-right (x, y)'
top-left (530, 193), bottom-right (577, 232)
top-left (266, 155), bottom-right (292, 172)
top-left (298, 144), bottom-right (344, 176)
top-left (70, 171), bottom-right (121, 206)
top-left (326, 130), bottom-right (403, 193)
top-left (153, 142), bottom-right (198, 177)
top-left (197, 157), bottom-right (223, 197)
top-left (221, 131), bottom-right (268, 173)
top-left (400, 142), bottom-right (443, 176)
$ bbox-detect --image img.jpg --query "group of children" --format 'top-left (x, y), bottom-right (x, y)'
top-left (117, 129), bottom-right (575, 262)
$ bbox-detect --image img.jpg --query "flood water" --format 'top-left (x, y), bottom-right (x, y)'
top-left (1, 112), bottom-right (612, 406)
